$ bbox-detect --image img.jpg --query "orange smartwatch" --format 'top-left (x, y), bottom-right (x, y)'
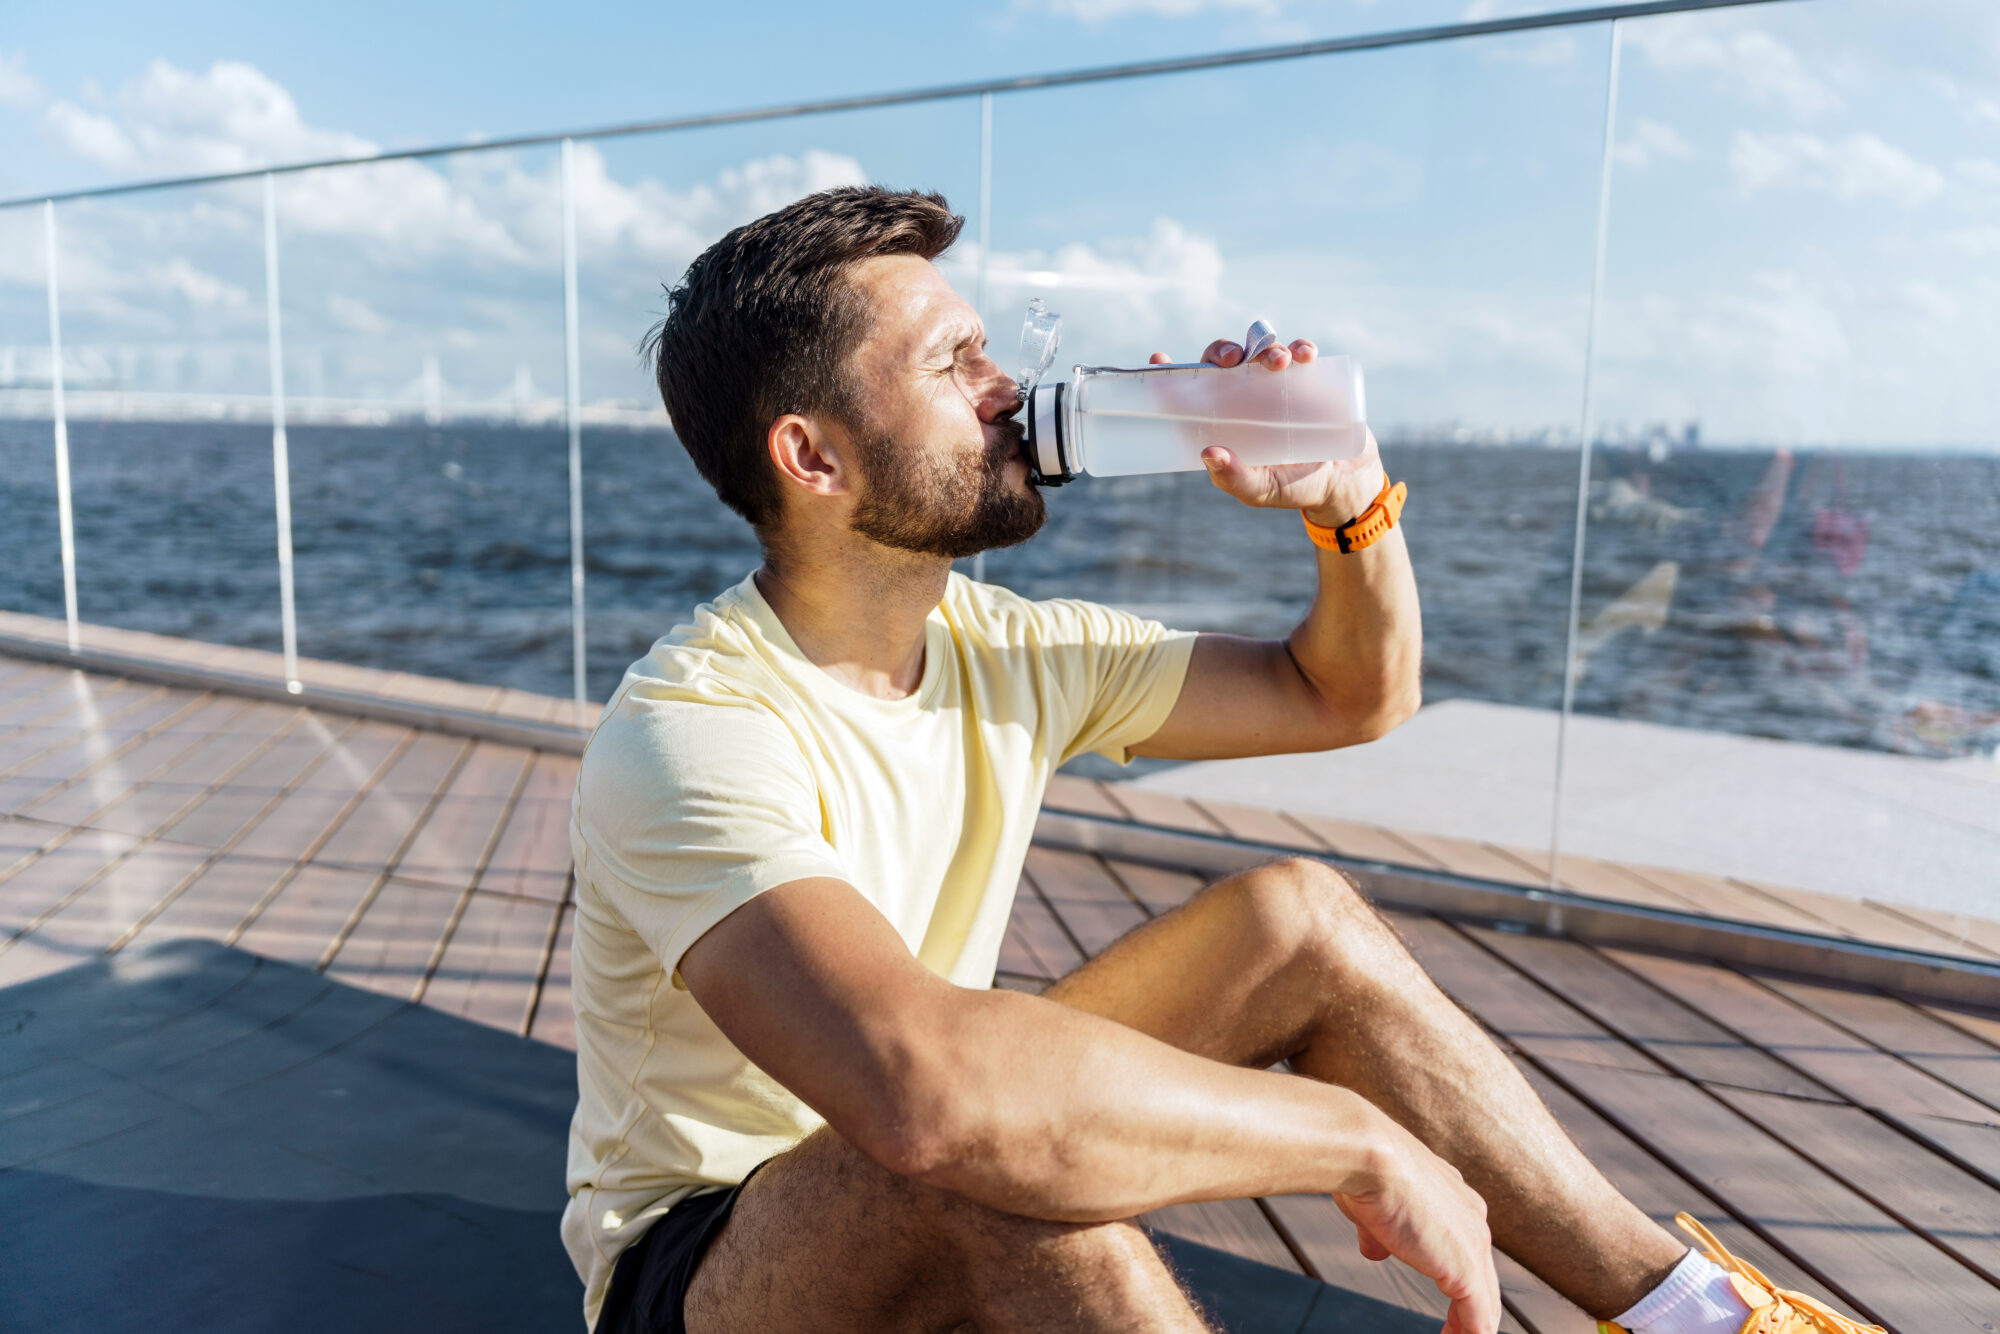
top-left (1303, 477), bottom-right (1407, 554)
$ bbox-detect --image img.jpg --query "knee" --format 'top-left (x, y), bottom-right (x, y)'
top-left (957, 1213), bottom-right (1168, 1297)
top-left (1227, 857), bottom-right (1398, 974)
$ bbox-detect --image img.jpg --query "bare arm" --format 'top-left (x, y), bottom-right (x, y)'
top-left (1133, 339), bottom-right (1423, 762)
top-left (679, 876), bottom-right (1497, 1330)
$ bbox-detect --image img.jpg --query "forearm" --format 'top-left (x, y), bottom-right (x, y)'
top-left (1288, 461), bottom-right (1423, 736)
top-left (1287, 524), bottom-right (1422, 733)
top-left (900, 985), bottom-right (1391, 1220)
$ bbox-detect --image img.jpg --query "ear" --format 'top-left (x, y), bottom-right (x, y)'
top-left (766, 413), bottom-right (857, 499)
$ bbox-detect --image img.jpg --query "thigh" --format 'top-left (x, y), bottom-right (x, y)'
top-left (1042, 857), bottom-right (1355, 1070)
top-left (683, 1128), bottom-right (968, 1334)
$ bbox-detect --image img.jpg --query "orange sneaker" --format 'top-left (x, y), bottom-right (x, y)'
top-left (1597, 1214), bottom-right (1885, 1334)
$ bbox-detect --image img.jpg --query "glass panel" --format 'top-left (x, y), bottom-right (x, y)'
top-left (21, 184), bottom-right (283, 651)
top-left (278, 147), bottom-right (570, 693)
top-left (978, 32), bottom-right (1611, 851)
top-left (0, 205), bottom-right (61, 620)
top-left (1564, 0), bottom-right (2000, 931)
top-left (578, 104), bottom-right (982, 703)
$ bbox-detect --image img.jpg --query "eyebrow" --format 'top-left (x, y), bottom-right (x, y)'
top-left (920, 321), bottom-right (983, 361)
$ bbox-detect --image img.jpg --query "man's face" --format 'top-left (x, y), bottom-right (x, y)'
top-left (837, 255), bottom-right (1045, 559)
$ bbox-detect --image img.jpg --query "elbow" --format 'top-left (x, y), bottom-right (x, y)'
top-left (1320, 677), bottom-right (1421, 749)
top-left (842, 1037), bottom-right (991, 1187)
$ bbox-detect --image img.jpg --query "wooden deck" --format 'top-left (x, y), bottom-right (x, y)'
top-left (4, 647), bottom-right (1999, 1333)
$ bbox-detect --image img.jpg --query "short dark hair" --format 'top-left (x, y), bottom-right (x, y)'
top-left (646, 186), bottom-right (965, 533)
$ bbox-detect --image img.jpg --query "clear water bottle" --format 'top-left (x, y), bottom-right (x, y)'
top-left (1015, 299), bottom-right (1368, 486)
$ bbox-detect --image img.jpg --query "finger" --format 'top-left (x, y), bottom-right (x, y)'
top-left (1203, 339), bottom-right (1244, 367)
top-left (1148, 352), bottom-right (1172, 365)
top-left (1290, 339), bottom-right (1318, 364)
top-left (1200, 448), bottom-right (1284, 507)
top-left (1257, 343), bottom-right (1293, 372)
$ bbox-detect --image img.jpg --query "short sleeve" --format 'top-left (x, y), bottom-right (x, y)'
top-left (573, 694), bottom-right (849, 980)
top-left (1025, 597), bottom-right (1199, 766)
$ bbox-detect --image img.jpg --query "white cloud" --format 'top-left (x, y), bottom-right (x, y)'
top-left (1614, 119), bottom-right (1695, 170)
top-left (1730, 131), bottom-right (1944, 207)
top-left (327, 293), bottom-right (391, 335)
top-left (42, 58), bottom-right (374, 176)
top-left (1898, 280), bottom-right (1958, 323)
top-left (1955, 156), bottom-right (2000, 190)
top-left (152, 257), bottom-right (251, 310)
top-left (1939, 225), bottom-right (2000, 257)
top-left (0, 50), bottom-right (43, 109)
top-left (1627, 15), bottom-right (1838, 118)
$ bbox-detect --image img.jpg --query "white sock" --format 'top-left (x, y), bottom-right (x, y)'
top-left (1612, 1248), bottom-right (1755, 1334)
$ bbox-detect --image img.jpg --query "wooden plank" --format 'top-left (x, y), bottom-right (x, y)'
top-left (226, 732), bottom-right (333, 790)
top-left (1613, 863), bottom-right (1836, 928)
top-left (1289, 813), bottom-right (1447, 869)
top-left (0, 845), bottom-right (207, 985)
top-left (1023, 845), bottom-right (1149, 957)
top-left (478, 797), bottom-right (572, 900)
top-left (233, 864), bottom-right (382, 966)
top-left (155, 788), bottom-right (283, 851)
top-left (372, 732), bottom-right (471, 796)
top-left (1569, 1062), bottom-right (1994, 1330)
top-left (1191, 798), bottom-right (1326, 851)
top-left (1002, 876), bottom-right (1088, 979)
top-left (1511, 1061), bottom-right (1856, 1304)
top-left (1141, 1197), bottom-right (1302, 1274)
top-left (396, 795), bottom-right (513, 891)
top-left (1466, 927), bottom-right (1838, 1100)
top-left (1390, 917), bottom-right (1662, 1079)
top-left (998, 914), bottom-right (1053, 982)
top-left (1107, 787), bottom-right (1229, 837)
top-left (1925, 1004), bottom-right (2000, 1052)
top-left (1262, 1193), bottom-right (1450, 1321)
top-left (1730, 877), bottom-right (1985, 956)
top-left (527, 903), bottom-right (576, 1049)
top-left (124, 856), bottom-right (289, 945)
top-left (1707, 1085), bottom-right (2000, 1288)
top-left (1387, 918), bottom-right (1979, 1325)
top-left (324, 878), bottom-right (461, 1001)
top-left (293, 721), bottom-right (413, 792)
top-left (1760, 978), bottom-right (2000, 1117)
top-left (228, 790), bottom-right (361, 864)
top-left (1102, 859), bottom-right (1207, 918)
top-left (422, 890), bottom-right (563, 1032)
top-left (1041, 772), bottom-right (1131, 821)
top-left (518, 752), bottom-right (579, 803)
top-left (0, 835), bottom-right (144, 936)
top-left (313, 786), bottom-right (439, 872)
top-left (1388, 831), bottom-right (1540, 886)
top-left (1869, 903), bottom-right (2000, 961)
top-left (1538, 853), bottom-right (1691, 912)
top-left (1605, 950), bottom-right (2000, 1128)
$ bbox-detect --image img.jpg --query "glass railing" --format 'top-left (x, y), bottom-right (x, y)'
top-left (2, 0), bottom-right (1993, 936)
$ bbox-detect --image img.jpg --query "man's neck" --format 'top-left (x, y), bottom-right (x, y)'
top-left (754, 539), bottom-right (953, 702)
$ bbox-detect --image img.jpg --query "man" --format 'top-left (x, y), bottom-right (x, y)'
top-left (563, 187), bottom-right (1877, 1334)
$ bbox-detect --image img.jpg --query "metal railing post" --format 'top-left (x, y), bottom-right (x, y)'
top-left (263, 173), bottom-right (303, 692)
top-left (42, 201), bottom-right (79, 652)
top-left (972, 92), bottom-right (994, 586)
top-left (561, 139), bottom-right (589, 712)
top-left (1549, 18), bottom-right (1623, 889)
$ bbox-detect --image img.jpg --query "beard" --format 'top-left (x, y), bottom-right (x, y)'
top-left (847, 415), bottom-right (1047, 559)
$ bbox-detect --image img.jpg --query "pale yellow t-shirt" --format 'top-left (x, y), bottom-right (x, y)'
top-left (561, 570), bottom-right (1197, 1327)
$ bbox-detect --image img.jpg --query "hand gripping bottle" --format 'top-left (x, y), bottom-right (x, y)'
top-left (1015, 298), bottom-right (1368, 486)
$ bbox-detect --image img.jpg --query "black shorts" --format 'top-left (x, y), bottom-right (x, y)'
top-left (595, 1164), bottom-right (767, 1334)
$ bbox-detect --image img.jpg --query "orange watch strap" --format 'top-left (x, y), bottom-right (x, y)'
top-left (1304, 478), bottom-right (1406, 553)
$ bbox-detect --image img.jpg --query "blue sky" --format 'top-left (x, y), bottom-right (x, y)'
top-left (2, 0), bottom-right (1997, 448)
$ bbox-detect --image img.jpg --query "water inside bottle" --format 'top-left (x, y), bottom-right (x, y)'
top-left (1072, 355), bottom-right (1367, 477)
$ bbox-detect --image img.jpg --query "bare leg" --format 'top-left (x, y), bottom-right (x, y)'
top-left (1043, 856), bottom-right (1685, 1322)
top-left (685, 1126), bottom-right (1217, 1334)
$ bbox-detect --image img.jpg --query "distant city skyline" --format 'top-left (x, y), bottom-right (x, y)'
top-left (2, 0), bottom-right (1996, 450)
